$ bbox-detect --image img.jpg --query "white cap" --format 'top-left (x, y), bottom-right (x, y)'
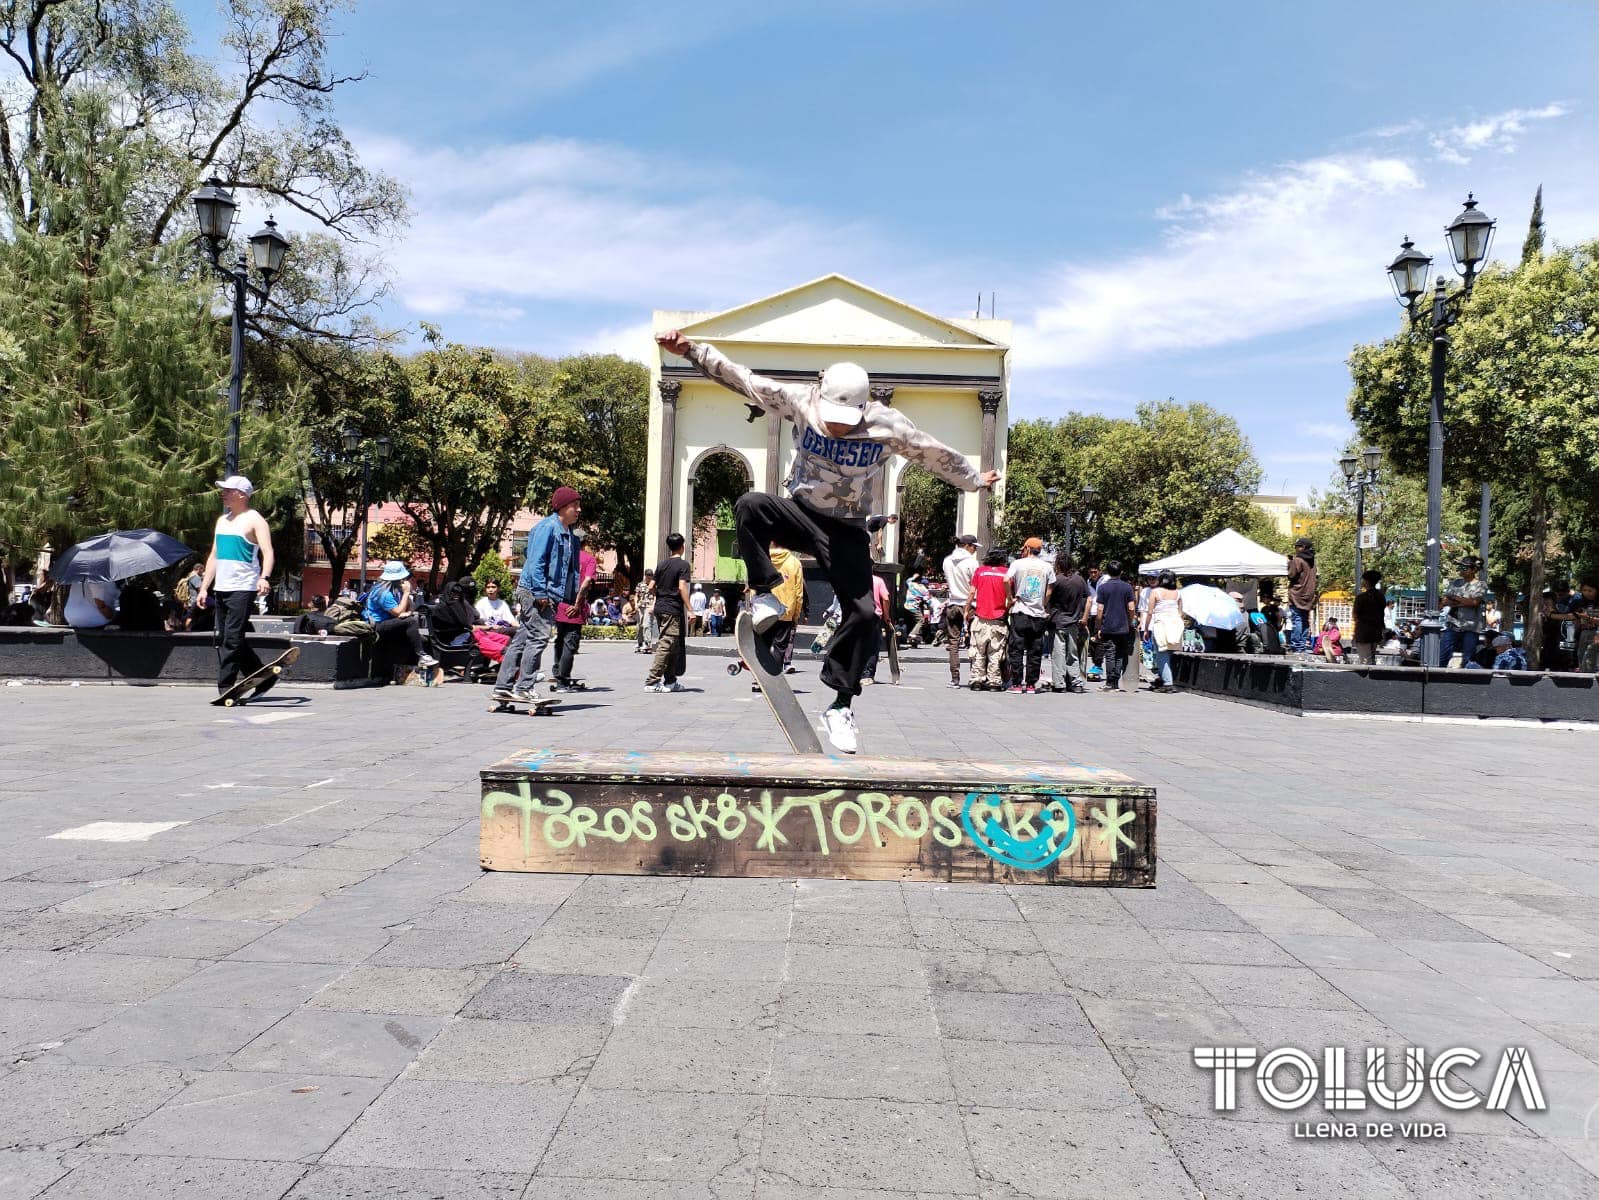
top-left (215, 474), bottom-right (255, 495)
top-left (817, 362), bottom-right (870, 428)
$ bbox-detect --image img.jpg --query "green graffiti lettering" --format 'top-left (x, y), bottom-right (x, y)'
top-left (858, 792), bottom-right (895, 848)
top-left (896, 796), bottom-right (929, 839)
top-left (714, 793), bottom-right (748, 840)
top-left (630, 801), bottom-right (657, 842)
top-left (747, 791), bottom-right (789, 853)
top-left (666, 801), bottom-right (697, 841)
top-left (831, 799), bottom-right (866, 844)
top-left (930, 795), bottom-right (963, 847)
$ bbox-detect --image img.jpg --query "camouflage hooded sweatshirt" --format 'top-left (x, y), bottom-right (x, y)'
top-left (682, 341), bottom-right (985, 526)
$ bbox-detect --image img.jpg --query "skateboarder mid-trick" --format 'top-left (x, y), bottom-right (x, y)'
top-left (656, 331), bottom-right (1000, 753)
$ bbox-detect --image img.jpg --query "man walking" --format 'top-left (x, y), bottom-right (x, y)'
top-left (1005, 537), bottom-right (1053, 693)
top-left (1094, 560), bottom-right (1137, 691)
top-left (553, 529), bottom-right (597, 689)
top-left (1046, 554), bottom-right (1090, 693)
top-left (941, 533), bottom-right (979, 688)
top-left (658, 330), bottom-right (998, 752)
top-left (645, 532), bottom-right (692, 692)
top-left (1440, 555), bottom-right (1486, 668)
top-left (965, 547), bottom-right (1011, 690)
top-left (1287, 538), bottom-right (1318, 654)
top-left (494, 486), bottom-right (582, 702)
top-left (633, 570), bottom-right (657, 652)
top-left (196, 475), bottom-right (275, 696)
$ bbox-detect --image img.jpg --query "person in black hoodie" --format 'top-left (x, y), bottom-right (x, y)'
top-left (1352, 570), bottom-right (1386, 664)
top-left (1286, 538), bottom-right (1318, 654)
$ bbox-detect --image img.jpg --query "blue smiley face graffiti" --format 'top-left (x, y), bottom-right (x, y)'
top-left (960, 791), bottom-right (1076, 871)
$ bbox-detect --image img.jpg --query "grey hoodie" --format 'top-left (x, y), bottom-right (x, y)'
top-left (682, 342), bottom-right (984, 525)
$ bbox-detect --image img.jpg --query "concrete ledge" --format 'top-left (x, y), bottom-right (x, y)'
top-left (0, 626), bottom-right (384, 687)
top-left (481, 749), bottom-right (1156, 885)
top-left (1174, 652), bottom-right (1599, 723)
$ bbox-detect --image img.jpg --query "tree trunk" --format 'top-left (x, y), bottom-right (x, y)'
top-left (1524, 483), bottom-right (1549, 668)
top-left (326, 547), bottom-right (349, 598)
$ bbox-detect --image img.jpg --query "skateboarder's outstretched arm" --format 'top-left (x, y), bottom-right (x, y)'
top-left (880, 416), bottom-right (995, 493)
top-left (657, 331), bottom-right (809, 421)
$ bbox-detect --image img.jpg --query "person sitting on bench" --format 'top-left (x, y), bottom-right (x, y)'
top-left (363, 561), bottom-right (439, 669)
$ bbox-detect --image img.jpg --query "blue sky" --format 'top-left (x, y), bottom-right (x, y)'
top-left (199, 0), bottom-right (1597, 501)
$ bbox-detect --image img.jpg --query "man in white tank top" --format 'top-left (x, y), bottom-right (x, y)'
top-left (197, 475), bottom-right (276, 693)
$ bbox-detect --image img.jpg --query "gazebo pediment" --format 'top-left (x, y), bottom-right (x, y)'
top-left (677, 274), bottom-right (1006, 351)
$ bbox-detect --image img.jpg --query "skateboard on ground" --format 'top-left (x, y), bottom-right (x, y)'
top-left (883, 619), bottom-right (901, 685)
top-left (488, 680), bottom-right (561, 717)
top-left (737, 611), bottom-right (824, 754)
top-left (212, 646), bottom-right (301, 707)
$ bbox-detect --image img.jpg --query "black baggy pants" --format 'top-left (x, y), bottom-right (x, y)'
top-left (214, 590), bottom-right (264, 691)
top-left (736, 492), bottom-right (874, 697)
top-left (1007, 612), bottom-right (1049, 687)
top-left (555, 621), bottom-right (583, 682)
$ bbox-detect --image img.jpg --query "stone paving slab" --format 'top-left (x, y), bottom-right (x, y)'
top-left (2, 641), bottom-right (1598, 1196)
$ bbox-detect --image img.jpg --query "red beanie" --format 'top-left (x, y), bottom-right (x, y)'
top-left (550, 486), bottom-right (581, 512)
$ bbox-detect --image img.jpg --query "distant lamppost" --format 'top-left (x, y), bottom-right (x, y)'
top-left (191, 177), bottom-right (289, 477)
top-left (1385, 194), bottom-right (1494, 668)
top-left (1045, 484), bottom-right (1097, 559)
top-left (1339, 447), bottom-right (1382, 587)
top-left (341, 426), bottom-right (392, 588)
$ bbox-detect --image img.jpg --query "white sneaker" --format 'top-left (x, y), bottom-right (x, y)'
top-left (750, 592), bottom-right (786, 633)
top-left (821, 706), bottom-right (858, 754)
top-left (417, 654), bottom-right (440, 668)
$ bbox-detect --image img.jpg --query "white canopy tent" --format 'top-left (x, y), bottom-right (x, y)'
top-left (1139, 528), bottom-right (1287, 578)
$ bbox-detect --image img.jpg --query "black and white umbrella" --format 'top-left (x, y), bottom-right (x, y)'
top-left (51, 529), bottom-right (194, 583)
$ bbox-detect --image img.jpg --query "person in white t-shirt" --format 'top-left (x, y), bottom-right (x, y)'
top-left (1004, 537), bottom-right (1054, 692)
top-left (474, 579), bottom-right (516, 628)
top-left (64, 579), bottom-right (119, 629)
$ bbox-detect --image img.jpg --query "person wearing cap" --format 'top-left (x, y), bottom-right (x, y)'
top-left (197, 475), bottom-right (277, 695)
top-left (1491, 634), bottom-right (1529, 671)
top-left (964, 547), bottom-right (1012, 690)
top-left (1286, 537), bottom-right (1318, 655)
top-left (1440, 555), bottom-right (1486, 668)
top-left (657, 330), bottom-right (999, 753)
top-left (495, 486), bottom-right (582, 702)
top-left (1004, 537), bottom-right (1053, 693)
top-left (362, 561), bottom-right (439, 670)
top-left (941, 533), bottom-right (980, 688)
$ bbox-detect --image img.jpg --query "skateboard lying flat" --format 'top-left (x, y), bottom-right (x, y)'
top-left (212, 646), bottom-right (301, 707)
top-left (737, 611), bottom-right (823, 754)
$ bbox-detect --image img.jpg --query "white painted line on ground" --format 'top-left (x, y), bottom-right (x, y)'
top-left (204, 783), bottom-right (237, 789)
top-left (210, 711), bottom-right (305, 726)
top-left (611, 977), bottom-right (642, 1026)
top-left (306, 778), bottom-right (335, 789)
top-left (48, 821), bottom-right (188, 843)
top-left (262, 794), bottom-right (351, 829)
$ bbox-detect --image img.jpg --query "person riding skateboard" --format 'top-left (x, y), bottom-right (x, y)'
top-left (656, 330), bottom-right (1000, 753)
top-left (196, 475), bottom-right (275, 697)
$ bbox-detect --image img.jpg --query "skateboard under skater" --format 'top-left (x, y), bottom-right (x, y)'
top-left (736, 611), bottom-right (824, 754)
top-left (488, 679), bottom-right (561, 717)
top-left (211, 646), bottom-right (301, 707)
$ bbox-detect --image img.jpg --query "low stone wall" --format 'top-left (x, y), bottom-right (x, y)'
top-left (0, 626), bottom-right (383, 687)
top-left (1173, 653), bottom-right (1599, 722)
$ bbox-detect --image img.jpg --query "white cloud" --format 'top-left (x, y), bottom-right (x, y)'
top-left (358, 132), bottom-right (883, 323)
top-left (1429, 102), bottom-right (1569, 164)
top-left (1298, 420), bottom-right (1349, 440)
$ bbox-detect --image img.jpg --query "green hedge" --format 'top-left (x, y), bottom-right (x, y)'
top-left (581, 624), bottom-right (637, 639)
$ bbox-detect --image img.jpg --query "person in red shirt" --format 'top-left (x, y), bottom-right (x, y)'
top-left (861, 571), bottom-right (893, 684)
top-left (964, 547), bottom-right (1011, 690)
top-left (552, 531), bottom-right (598, 689)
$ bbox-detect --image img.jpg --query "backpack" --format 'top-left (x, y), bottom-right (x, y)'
top-left (332, 617), bottom-right (375, 638)
top-left (324, 598), bottom-right (360, 623)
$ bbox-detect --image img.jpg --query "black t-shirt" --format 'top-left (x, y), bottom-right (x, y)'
top-left (1096, 578), bottom-right (1136, 634)
top-left (1352, 590), bottom-right (1386, 643)
top-left (652, 557), bottom-right (691, 620)
top-left (1047, 571), bottom-right (1089, 627)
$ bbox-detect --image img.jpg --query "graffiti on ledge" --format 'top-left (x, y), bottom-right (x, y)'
top-left (481, 782), bottom-right (1140, 870)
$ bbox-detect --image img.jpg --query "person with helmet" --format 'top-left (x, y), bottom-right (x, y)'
top-left (656, 330), bottom-right (999, 753)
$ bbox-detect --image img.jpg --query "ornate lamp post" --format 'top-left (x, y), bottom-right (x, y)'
top-left (1338, 447), bottom-right (1382, 586)
top-left (191, 177), bottom-right (289, 477)
top-left (1045, 484), bottom-right (1097, 560)
top-left (1385, 194), bottom-right (1494, 668)
top-left (341, 426), bottom-right (392, 590)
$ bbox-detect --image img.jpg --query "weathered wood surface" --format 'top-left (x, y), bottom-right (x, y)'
top-left (480, 750), bottom-right (1155, 886)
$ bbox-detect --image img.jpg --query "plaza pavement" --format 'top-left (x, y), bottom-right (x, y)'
top-left (1, 639), bottom-right (1597, 1199)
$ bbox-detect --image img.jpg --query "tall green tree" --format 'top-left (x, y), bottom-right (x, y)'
top-left (0, 96), bottom-right (291, 561)
top-left (1348, 240), bottom-right (1599, 664)
top-left (546, 354), bottom-right (650, 584)
top-left (394, 328), bottom-right (596, 588)
top-left (1521, 184), bottom-right (1545, 266)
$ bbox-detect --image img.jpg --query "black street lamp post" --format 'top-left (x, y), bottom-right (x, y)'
top-left (1385, 195), bottom-right (1494, 668)
top-left (341, 426), bottom-right (392, 590)
top-left (191, 177), bottom-right (289, 477)
top-left (1045, 484), bottom-right (1097, 560)
top-left (1338, 447), bottom-right (1382, 586)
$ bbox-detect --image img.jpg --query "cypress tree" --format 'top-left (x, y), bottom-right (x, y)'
top-left (1521, 184), bottom-right (1545, 266)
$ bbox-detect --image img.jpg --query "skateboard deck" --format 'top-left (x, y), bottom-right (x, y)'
top-left (884, 620), bottom-right (901, 685)
top-left (737, 611), bottom-right (824, 754)
top-left (489, 694), bottom-right (559, 716)
top-left (212, 646), bottom-right (301, 707)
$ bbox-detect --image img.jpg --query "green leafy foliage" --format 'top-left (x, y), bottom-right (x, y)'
top-left (472, 550), bottom-right (516, 596)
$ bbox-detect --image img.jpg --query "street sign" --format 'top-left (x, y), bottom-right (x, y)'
top-left (1359, 525), bottom-right (1378, 550)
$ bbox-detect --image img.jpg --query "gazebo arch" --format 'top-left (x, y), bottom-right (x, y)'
top-left (687, 446), bottom-right (754, 581)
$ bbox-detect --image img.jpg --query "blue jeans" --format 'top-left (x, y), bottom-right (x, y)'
top-left (1439, 628), bottom-right (1478, 668)
top-left (1288, 606), bottom-right (1311, 653)
top-left (1154, 647), bottom-right (1175, 687)
top-left (496, 590), bottom-right (552, 690)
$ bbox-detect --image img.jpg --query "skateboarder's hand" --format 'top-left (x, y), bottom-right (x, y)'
top-left (256, 578), bottom-right (270, 597)
top-left (196, 587), bottom-right (208, 609)
top-left (979, 470), bottom-right (1002, 489)
top-left (655, 330), bottom-right (692, 357)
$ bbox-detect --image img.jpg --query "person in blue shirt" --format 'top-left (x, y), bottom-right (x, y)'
top-left (362, 561), bottom-right (438, 669)
top-left (493, 485), bottom-right (583, 702)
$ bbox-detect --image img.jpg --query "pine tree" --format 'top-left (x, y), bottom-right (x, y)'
top-left (1521, 184), bottom-right (1545, 266)
top-left (0, 95), bottom-right (247, 559)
